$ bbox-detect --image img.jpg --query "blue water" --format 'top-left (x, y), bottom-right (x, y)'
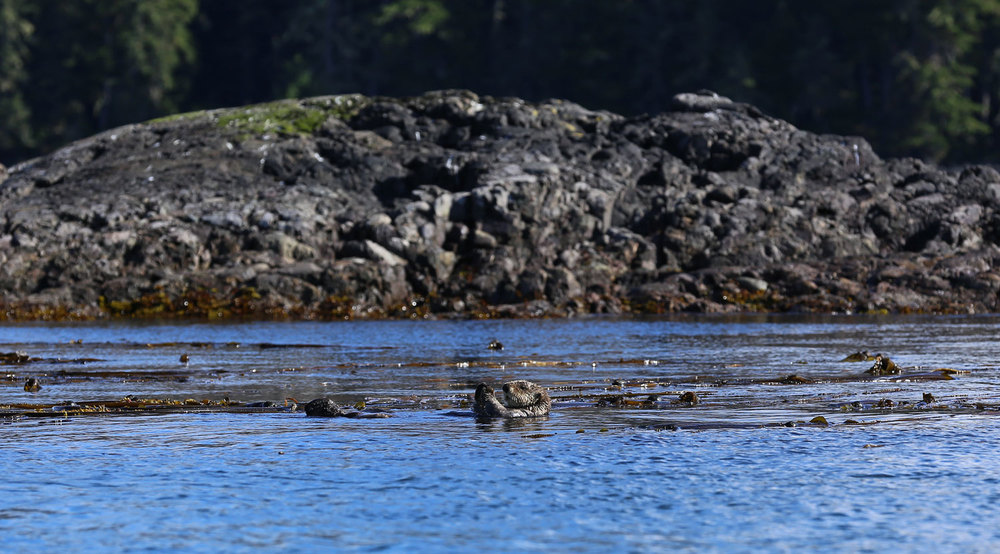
top-left (2, 315), bottom-right (1000, 551)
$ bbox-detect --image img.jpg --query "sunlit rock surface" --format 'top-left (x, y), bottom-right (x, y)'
top-left (2, 90), bottom-right (999, 319)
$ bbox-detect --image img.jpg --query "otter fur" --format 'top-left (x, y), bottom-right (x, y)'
top-left (473, 380), bottom-right (551, 418)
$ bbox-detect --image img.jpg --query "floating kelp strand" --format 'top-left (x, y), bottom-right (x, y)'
top-left (256, 343), bottom-right (326, 349)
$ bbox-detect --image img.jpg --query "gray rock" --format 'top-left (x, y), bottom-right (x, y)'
top-left (362, 240), bottom-right (407, 267)
top-left (304, 398), bottom-right (344, 417)
top-left (1, 90), bottom-right (998, 318)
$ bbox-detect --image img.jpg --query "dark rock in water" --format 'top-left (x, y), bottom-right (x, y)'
top-left (304, 397), bottom-right (392, 418)
top-left (596, 394), bottom-right (626, 408)
top-left (304, 398), bottom-right (344, 417)
top-left (246, 400), bottom-right (279, 408)
top-left (3, 89), bottom-right (1000, 319)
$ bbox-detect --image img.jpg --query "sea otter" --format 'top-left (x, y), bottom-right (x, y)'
top-left (23, 377), bottom-right (40, 392)
top-left (473, 379), bottom-right (551, 418)
top-left (866, 354), bottom-right (900, 376)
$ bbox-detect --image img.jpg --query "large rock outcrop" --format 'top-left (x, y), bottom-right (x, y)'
top-left (2, 90), bottom-right (999, 319)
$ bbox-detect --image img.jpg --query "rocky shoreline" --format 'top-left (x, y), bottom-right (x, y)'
top-left (1, 90), bottom-right (999, 320)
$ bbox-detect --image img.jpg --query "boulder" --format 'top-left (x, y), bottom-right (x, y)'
top-left (1, 90), bottom-right (999, 319)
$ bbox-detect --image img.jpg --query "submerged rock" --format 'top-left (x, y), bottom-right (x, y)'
top-left (303, 397), bottom-right (391, 418)
top-left (3, 90), bottom-right (1000, 319)
top-left (304, 398), bottom-right (345, 417)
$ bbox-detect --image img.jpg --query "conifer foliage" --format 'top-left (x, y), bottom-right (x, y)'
top-left (3, 0), bottom-right (1000, 165)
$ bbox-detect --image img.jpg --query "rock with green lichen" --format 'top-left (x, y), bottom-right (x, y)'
top-left (2, 89), bottom-right (1000, 320)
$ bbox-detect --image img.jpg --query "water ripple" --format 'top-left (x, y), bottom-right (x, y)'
top-left (2, 317), bottom-right (1000, 550)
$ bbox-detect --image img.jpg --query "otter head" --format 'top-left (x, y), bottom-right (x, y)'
top-left (502, 380), bottom-right (548, 408)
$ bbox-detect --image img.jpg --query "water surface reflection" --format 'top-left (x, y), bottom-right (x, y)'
top-left (2, 315), bottom-right (999, 550)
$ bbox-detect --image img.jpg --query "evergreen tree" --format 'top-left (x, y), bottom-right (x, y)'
top-left (891, 0), bottom-right (1000, 160)
top-left (25, 0), bottom-right (198, 153)
top-left (3, 0), bottom-right (1000, 165)
top-left (0, 0), bottom-right (35, 162)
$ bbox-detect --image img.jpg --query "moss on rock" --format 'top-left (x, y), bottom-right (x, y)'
top-left (214, 94), bottom-right (369, 139)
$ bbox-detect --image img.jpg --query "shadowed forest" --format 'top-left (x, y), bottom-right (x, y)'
top-left (2, 0), bottom-right (1000, 165)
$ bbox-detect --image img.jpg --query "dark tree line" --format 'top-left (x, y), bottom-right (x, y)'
top-left (3, 0), bottom-right (1000, 165)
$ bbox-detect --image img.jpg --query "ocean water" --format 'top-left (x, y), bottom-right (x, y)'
top-left (2, 315), bottom-right (999, 551)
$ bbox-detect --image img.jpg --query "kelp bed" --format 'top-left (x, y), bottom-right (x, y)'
top-left (0, 398), bottom-right (299, 419)
top-left (2, 344), bottom-right (997, 428)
